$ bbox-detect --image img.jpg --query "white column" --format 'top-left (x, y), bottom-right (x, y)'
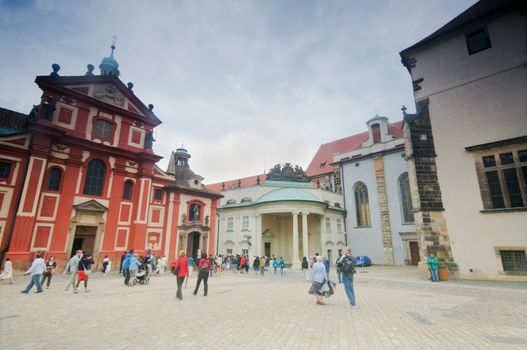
top-left (302, 212), bottom-right (309, 259)
top-left (319, 215), bottom-right (325, 256)
top-left (256, 214), bottom-right (262, 257)
top-left (292, 212), bottom-right (301, 269)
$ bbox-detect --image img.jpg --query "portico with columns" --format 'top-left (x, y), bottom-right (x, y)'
top-left (212, 165), bottom-right (346, 269)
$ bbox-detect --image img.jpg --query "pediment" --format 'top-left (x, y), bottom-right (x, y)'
top-left (74, 199), bottom-right (108, 212)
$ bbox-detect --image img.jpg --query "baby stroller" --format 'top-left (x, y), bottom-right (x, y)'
top-left (133, 263), bottom-right (150, 285)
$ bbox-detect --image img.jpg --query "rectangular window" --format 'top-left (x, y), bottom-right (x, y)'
top-left (466, 27), bottom-right (491, 55)
top-left (0, 161), bottom-right (12, 179)
top-left (242, 216), bottom-right (249, 231)
top-left (227, 217), bottom-right (234, 231)
top-left (153, 188), bottom-right (162, 201)
top-left (327, 249), bottom-right (332, 263)
top-left (500, 250), bottom-right (527, 274)
top-left (94, 119), bottom-right (113, 141)
top-left (325, 217), bottom-right (331, 232)
top-left (336, 218), bottom-right (342, 233)
top-left (226, 249), bottom-right (233, 255)
top-left (241, 249), bottom-right (249, 256)
top-left (472, 143), bottom-right (527, 210)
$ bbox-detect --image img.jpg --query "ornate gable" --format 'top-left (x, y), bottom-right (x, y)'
top-left (74, 199), bottom-right (108, 212)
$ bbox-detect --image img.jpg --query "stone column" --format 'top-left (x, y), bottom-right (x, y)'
top-left (291, 212), bottom-right (301, 269)
top-left (319, 215), bottom-right (325, 256)
top-left (301, 212), bottom-right (309, 259)
top-left (256, 214), bottom-right (262, 257)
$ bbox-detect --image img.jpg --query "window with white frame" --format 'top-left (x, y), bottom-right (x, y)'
top-left (242, 216), bottom-right (249, 231)
top-left (227, 217), bottom-right (234, 231)
top-left (325, 217), bottom-right (331, 232)
top-left (471, 143), bottom-right (527, 210)
top-left (336, 218), bottom-right (342, 233)
top-left (241, 249), bottom-right (249, 256)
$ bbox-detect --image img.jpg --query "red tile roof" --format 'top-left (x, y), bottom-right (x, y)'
top-left (205, 173), bottom-right (267, 192)
top-left (306, 121), bottom-right (404, 177)
top-left (0, 107), bottom-right (29, 131)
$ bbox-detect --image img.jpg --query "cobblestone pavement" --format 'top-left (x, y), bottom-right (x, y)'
top-left (1, 266), bottom-right (526, 350)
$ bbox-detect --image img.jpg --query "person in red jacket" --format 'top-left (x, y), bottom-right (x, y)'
top-left (239, 255), bottom-right (247, 274)
top-left (175, 250), bottom-right (189, 300)
top-left (193, 252), bottom-right (210, 296)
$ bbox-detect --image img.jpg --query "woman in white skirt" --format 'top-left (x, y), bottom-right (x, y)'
top-left (0, 258), bottom-right (13, 284)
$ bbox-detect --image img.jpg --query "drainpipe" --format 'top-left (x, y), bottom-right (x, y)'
top-left (339, 162), bottom-right (348, 247)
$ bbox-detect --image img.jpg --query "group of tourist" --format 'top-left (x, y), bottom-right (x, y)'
top-left (172, 250), bottom-right (212, 300)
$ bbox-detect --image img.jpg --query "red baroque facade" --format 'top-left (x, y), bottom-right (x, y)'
top-left (0, 57), bottom-right (221, 271)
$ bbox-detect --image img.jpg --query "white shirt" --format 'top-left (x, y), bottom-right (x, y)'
top-left (25, 258), bottom-right (46, 276)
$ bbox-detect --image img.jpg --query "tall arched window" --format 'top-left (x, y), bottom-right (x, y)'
top-left (46, 167), bottom-right (62, 191)
top-left (123, 180), bottom-right (133, 200)
top-left (83, 159), bottom-right (106, 196)
top-left (399, 173), bottom-right (414, 223)
top-left (354, 182), bottom-right (371, 227)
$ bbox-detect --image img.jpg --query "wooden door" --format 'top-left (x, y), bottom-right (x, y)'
top-left (409, 241), bottom-right (420, 265)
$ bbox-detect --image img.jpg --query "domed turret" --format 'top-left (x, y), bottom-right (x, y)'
top-left (99, 45), bottom-right (120, 76)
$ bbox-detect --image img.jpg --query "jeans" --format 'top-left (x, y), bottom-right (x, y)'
top-left (123, 268), bottom-right (130, 285)
top-left (23, 274), bottom-right (43, 293)
top-left (260, 267), bottom-right (265, 276)
top-left (64, 271), bottom-right (78, 292)
top-left (430, 268), bottom-right (439, 282)
top-left (176, 276), bottom-right (185, 299)
top-left (336, 268), bottom-right (342, 283)
top-left (342, 274), bottom-right (356, 306)
top-left (41, 272), bottom-right (52, 287)
top-left (194, 271), bottom-right (208, 295)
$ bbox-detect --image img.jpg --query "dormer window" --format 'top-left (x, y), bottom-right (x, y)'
top-left (466, 27), bottom-right (491, 55)
top-left (372, 124), bottom-right (381, 143)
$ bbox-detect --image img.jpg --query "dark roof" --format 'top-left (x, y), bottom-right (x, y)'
top-left (0, 107), bottom-right (29, 134)
top-left (164, 183), bottom-right (223, 199)
top-left (401, 0), bottom-right (520, 54)
top-left (173, 166), bottom-right (198, 187)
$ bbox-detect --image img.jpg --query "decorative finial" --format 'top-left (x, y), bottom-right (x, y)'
top-left (85, 64), bottom-right (94, 76)
top-left (127, 82), bottom-right (134, 91)
top-left (401, 105), bottom-right (407, 116)
top-left (148, 104), bottom-right (154, 111)
top-left (111, 35), bottom-right (117, 56)
top-left (50, 63), bottom-right (60, 77)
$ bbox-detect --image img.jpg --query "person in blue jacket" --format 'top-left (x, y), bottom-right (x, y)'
top-left (122, 250), bottom-right (134, 285)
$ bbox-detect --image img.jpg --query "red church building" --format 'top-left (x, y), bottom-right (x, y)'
top-left (0, 46), bottom-right (221, 271)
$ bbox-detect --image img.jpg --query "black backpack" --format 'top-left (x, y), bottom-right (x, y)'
top-left (339, 256), bottom-right (356, 274)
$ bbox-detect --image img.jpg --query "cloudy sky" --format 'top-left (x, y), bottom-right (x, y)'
top-left (0, 0), bottom-right (477, 184)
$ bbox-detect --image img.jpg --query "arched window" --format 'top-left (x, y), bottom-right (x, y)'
top-left (46, 167), bottom-right (62, 191)
top-left (354, 182), bottom-right (371, 227)
top-left (94, 119), bottom-right (113, 141)
top-left (123, 180), bottom-right (133, 200)
top-left (83, 159), bottom-right (106, 196)
top-left (399, 173), bottom-right (414, 223)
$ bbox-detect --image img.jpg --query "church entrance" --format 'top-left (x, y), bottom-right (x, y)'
top-left (264, 242), bottom-right (271, 257)
top-left (70, 226), bottom-right (97, 257)
top-left (409, 241), bottom-right (420, 265)
top-left (187, 232), bottom-right (201, 259)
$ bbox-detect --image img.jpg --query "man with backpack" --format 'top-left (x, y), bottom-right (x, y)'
top-left (337, 247), bottom-right (357, 308)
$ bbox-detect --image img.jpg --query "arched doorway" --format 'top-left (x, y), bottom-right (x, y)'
top-left (187, 231), bottom-right (201, 259)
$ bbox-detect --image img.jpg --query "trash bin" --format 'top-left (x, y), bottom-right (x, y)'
top-left (438, 267), bottom-right (449, 281)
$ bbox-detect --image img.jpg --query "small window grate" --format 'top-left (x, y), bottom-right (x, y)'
top-left (500, 250), bottom-right (527, 273)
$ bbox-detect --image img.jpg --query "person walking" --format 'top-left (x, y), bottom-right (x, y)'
top-left (337, 247), bottom-right (357, 308)
top-left (272, 257), bottom-right (278, 275)
top-left (278, 257), bottom-right (285, 276)
top-left (426, 253), bottom-right (439, 282)
top-left (259, 255), bottom-right (265, 276)
top-left (239, 255), bottom-right (247, 274)
top-left (128, 253), bottom-right (141, 286)
top-left (75, 252), bottom-right (94, 292)
top-left (0, 257), bottom-right (14, 284)
top-left (301, 256), bottom-right (309, 281)
top-left (21, 253), bottom-right (46, 294)
top-left (253, 256), bottom-right (260, 275)
top-left (187, 256), bottom-right (194, 278)
top-left (102, 255), bottom-right (110, 275)
top-left (122, 250), bottom-right (134, 285)
top-left (119, 252), bottom-right (126, 274)
top-left (175, 250), bottom-right (189, 300)
top-left (193, 252), bottom-right (211, 296)
top-left (64, 250), bottom-right (82, 293)
top-left (335, 253), bottom-right (343, 283)
top-left (323, 256), bottom-right (330, 279)
top-left (308, 256), bottom-right (327, 305)
top-left (41, 256), bottom-right (56, 288)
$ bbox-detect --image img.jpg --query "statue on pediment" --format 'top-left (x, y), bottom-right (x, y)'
top-left (93, 84), bottom-right (125, 107)
top-left (266, 163), bottom-right (309, 182)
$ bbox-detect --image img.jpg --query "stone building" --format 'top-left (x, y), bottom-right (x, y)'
top-left (207, 164), bottom-right (346, 268)
top-left (0, 46), bottom-right (221, 271)
top-left (400, 0), bottom-right (526, 279)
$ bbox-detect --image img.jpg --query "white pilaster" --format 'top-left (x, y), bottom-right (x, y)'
top-left (256, 214), bottom-right (262, 257)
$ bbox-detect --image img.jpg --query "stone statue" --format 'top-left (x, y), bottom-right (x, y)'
top-left (145, 132), bottom-right (154, 149)
top-left (85, 64), bottom-right (94, 76)
top-left (42, 99), bottom-right (56, 121)
top-left (205, 215), bottom-right (209, 226)
top-left (181, 213), bottom-right (186, 224)
top-left (190, 204), bottom-right (200, 222)
top-left (50, 63), bottom-right (60, 77)
top-left (29, 105), bottom-right (39, 121)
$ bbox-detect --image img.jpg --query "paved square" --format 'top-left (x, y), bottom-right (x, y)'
top-left (1, 266), bottom-right (526, 349)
